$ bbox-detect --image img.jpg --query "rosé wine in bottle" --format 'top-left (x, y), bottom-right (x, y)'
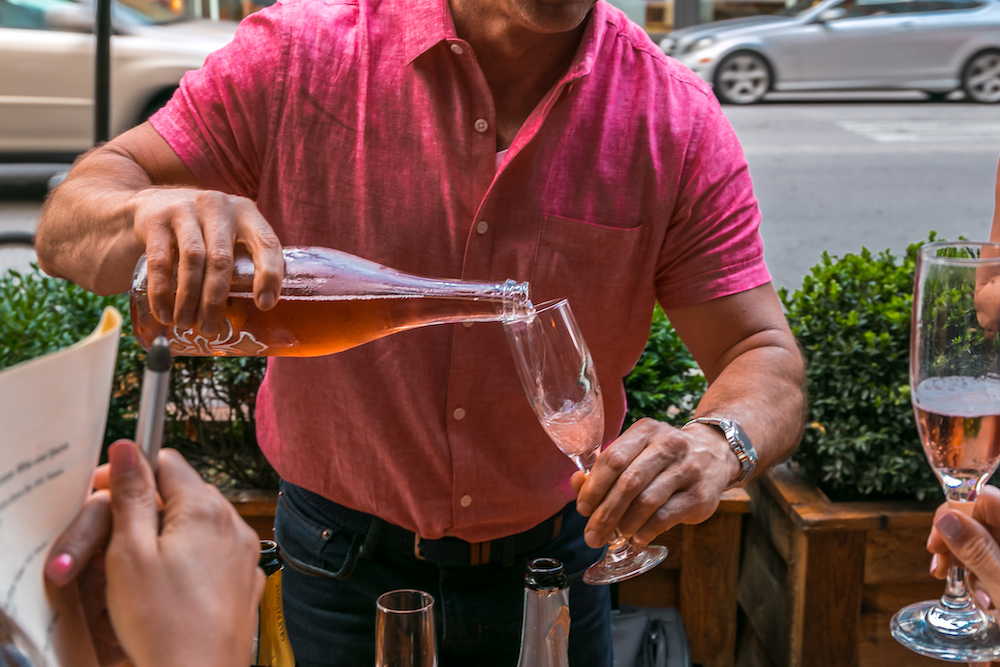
top-left (131, 247), bottom-right (531, 357)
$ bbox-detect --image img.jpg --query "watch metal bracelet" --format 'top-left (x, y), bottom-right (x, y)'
top-left (682, 416), bottom-right (758, 489)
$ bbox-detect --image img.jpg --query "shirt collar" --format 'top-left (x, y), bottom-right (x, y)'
top-left (401, 0), bottom-right (458, 65)
top-left (401, 0), bottom-right (612, 75)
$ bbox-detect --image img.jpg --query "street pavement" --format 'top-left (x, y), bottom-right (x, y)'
top-left (724, 95), bottom-right (1000, 292)
top-left (2, 96), bottom-right (999, 291)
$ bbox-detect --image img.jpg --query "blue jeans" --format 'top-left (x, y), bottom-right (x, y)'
top-left (274, 482), bottom-right (613, 667)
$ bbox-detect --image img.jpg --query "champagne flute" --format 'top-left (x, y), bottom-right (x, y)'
top-left (505, 298), bottom-right (668, 585)
top-left (891, 241), bottom-right (1000, 660)
top-left (375, 589), bottom-right (438, 667)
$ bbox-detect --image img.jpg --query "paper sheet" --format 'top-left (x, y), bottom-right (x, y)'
top-left (0, 307), bottom-right (122, 666)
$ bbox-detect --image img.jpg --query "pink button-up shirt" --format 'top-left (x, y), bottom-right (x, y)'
top-left (151, 0), bottom-right (770, 542)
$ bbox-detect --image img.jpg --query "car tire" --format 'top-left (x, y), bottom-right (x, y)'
top-left (138, 87), bottom-right (179, 125)
top-left (961, 50), bottom-right (1000, 104)
top-left (713, 52), bottom-right (771, 105)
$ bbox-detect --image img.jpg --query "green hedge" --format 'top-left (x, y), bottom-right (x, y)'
top-left (0, 266), bottom-right (275, 490)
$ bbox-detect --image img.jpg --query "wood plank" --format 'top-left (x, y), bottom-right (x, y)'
top-left (616, 568), bottom-right (680, 609)
top-left (225, 489), bottom-right (277, 540)
top-left (760, 463), bottom-right (829, 514)
top-left (737, 518), bottom-right (790, 667)
top-left (736, 618), bottom-right (779, 667)
top-left (719, 487), bottom-right (752, 514)
top-left (747, 479), bottom-right (797, 564)
top-left (680, 512), bottom-right (742, 667)
top-left (800, 530), bottom-right (866, 667)
top-left (864, 529), bottom-right (939, 585)
top-left (859, 611), bottom-right (946, 667)
top-left (862, 582), bottom-right (946, 616)
top-left (792, 502), bottom-right (938, 533)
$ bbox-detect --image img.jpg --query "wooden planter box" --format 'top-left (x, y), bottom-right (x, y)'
top-left (618, 488), bottom-right (751, 667)
top-left (736, 464), bottom-right (945, 667)
top-left (226, 487), bottom-right (751, 667)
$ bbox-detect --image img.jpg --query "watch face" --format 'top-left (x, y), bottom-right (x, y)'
top-left (732, 422), bottom-right (757, 463)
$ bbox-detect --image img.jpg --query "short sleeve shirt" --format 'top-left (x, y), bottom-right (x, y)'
top-left (150, 0), bottom-right (771, 542)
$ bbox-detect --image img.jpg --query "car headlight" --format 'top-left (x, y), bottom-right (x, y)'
top-left (660, 37), bottom-right (677, 55)
top-left (683, 36), bottom-right (716, 55)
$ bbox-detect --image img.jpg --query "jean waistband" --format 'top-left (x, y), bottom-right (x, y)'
top-left (285, 483), bottom-right (570, 568)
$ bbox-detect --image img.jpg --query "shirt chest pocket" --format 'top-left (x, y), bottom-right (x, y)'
top-left (530, 214), bottom-right (650, 351)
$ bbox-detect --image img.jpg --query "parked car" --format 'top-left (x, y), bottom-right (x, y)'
top-left (659, 0), bottom-right (1000, 104)
top-left (0, 0), bottom-right (237, 160)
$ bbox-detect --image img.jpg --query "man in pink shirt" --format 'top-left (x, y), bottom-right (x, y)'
top-left (36, 0), bottom-right (807, 663)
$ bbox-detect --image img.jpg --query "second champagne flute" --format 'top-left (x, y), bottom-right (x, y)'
top-left (505, 298), bottom-right (667, 585)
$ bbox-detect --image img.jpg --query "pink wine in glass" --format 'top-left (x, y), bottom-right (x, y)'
top-left (913, 376), bottom-right (1000, 493)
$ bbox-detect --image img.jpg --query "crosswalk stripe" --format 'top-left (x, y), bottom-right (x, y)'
top-left (836, 120), bottom-right (1000, 143)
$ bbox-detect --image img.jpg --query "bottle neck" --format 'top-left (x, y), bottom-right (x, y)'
top-left (516, 587), bottom-right (570, 667)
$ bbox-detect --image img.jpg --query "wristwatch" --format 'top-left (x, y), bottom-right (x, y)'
top-left (682, 417), bottom-right (757, 490)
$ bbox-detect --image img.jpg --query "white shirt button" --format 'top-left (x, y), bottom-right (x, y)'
top-left (476, 220), bottom-right (489, 235)
top-left (460, 495), bottom-right (473, 507)
top-left (463, 321), bottom-right (474, 328)
top-left (474, 119), bottom-right (489, 133)
top-left (450, 43), bottom-right (464, 55)
top-left (453, 407), bottom-right (466, 420)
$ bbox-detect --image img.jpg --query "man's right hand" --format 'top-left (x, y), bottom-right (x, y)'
top-left (36, 122), bottom-right (284, 338)
top-left (130, 184), bottom-right (284, 338)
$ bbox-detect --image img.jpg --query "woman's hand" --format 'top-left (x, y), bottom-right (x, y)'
top-left (927, 484), bottom-right (1000, 612)
top-left (46, 441), bottom-right (264, 667)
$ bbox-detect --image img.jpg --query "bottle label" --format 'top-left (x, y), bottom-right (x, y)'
top-left (168, 320), bottom-right (268, 356)
top-left (252, 569), bottom-right (295, 667)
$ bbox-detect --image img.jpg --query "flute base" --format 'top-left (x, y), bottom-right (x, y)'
top-left (891, 600), bottom-right (1000, 661)
top-left (582, 544), bottom-right (668, 586)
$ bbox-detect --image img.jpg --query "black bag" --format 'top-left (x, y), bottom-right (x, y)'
top-left (611, 604), bottom-right (691, 667)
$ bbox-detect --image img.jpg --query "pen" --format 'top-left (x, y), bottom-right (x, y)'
top-left (134, 336), bottom-right (171, 474)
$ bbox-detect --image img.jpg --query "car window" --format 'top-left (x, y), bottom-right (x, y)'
top-left (0, 0), bottom-right (46, 28)
top-left (848, 0), bottom-right (918, 16)
top-left (909, 0), bottom-right (985, 10)
top-left (778, 0), bottom-right (827, 17)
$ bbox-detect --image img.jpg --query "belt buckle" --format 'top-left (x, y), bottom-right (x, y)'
top-left (414, 534), bottom-right (426, 561)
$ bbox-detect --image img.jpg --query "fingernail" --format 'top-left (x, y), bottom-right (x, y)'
top-left (930, 553), bottom-right (939, 573)
top-left (158, 308), bottom-right (173, 325)
top-left (977, 590), bottom-right (993, 610)
top-left (936, 512), bottom-right (963, 540)
top-left (45, 553), bottom-right (73, 585)
top-left (258, 291), bottom-right (276, 311)
top-left (200, 320), bottom-right (219, 338)
top-left (576, 501), bottom-right (592, 517)
top-left (109, 442), bottom-right (136, 476)
top-left (585, 530), bottom-right (602, 547)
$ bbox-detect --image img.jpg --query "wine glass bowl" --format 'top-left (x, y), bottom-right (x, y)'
top-left (375, 589), bottom-right (438, 667)
top-left (505, 298), bottom-right (667, 585)
top-left (891, 241), bottom-right (1000, 660)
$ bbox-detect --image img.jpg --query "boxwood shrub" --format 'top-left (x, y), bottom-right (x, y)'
top-left (0, 265), bottom-right (275, 490)
top-left (779, 237), bottom-right (939, 501)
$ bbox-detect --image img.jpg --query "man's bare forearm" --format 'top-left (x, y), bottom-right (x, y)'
top-left (692, 333), bottom-right (807, 478)
top-left (36, 144), bottom-right (153, 295)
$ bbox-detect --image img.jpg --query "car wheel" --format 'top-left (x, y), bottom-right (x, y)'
top-left (962, 50), bottom-right (1000, 104)
top-left (138, 87), bottom-right (178, 124)
top-left (714, 52), bottom-right (771, 105)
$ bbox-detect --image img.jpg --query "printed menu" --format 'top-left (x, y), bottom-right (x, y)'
top-left (0, 307), bottom-right (121, 667)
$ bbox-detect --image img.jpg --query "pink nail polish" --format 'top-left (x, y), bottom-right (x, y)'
top-left (930, 554), bottom-right (939, 573)
top-left (45, 553), bottom-right (73, 584)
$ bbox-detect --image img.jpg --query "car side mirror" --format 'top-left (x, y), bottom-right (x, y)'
top-left (44, 4), bottom-right (94, 32)
top-left (816, 6), bottom-right (848, 21)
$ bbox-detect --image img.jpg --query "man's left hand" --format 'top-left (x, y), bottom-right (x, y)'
top-left (571, 417), bottom-right (740, 548)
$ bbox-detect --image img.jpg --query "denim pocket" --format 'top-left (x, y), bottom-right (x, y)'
top-left (274, 484), bottom-right (362, 581)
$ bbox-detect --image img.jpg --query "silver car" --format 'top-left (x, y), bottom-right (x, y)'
top-left (0, 0), bottom-right (237, 159)
top-left (660, 0), bottom-right (1000, 104)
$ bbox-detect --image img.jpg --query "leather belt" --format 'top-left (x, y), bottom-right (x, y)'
top-left (295, 486), bottom-right (568, 568)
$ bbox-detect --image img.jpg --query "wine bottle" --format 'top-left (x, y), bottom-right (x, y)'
top-left (251, 540), bottom-right (295, 667)
top-left (516, 558), bottom-right (571, 667)
top-left (131, 246), bottom-right (532, 357)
